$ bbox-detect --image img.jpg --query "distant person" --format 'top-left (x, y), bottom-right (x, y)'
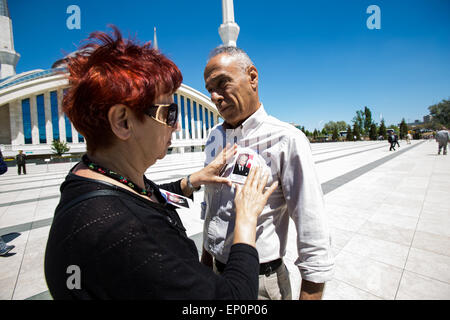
top-left (0, 236), bottom-right (14, 256)
top-left (0, 148), bottom-right (7, 175)
top-left (15, 150), bottom-right (27, 175)
top-left (406, 133), bottom-right (412, 144)
top-left (388, 132), bottom-right (396, 151)
top-left (394, 133), bottom-right (400, 148)
top-left (436, 126), bottom-right (449, 155)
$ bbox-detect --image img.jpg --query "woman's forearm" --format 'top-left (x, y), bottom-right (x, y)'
top-left (232, 216), bottom-right (257, 247)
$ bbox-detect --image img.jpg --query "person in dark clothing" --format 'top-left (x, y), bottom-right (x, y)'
top-left (394, 134), bottom-right (400, 148)
top-left (44, 27), bottom-right (277, 300)
top-left (0, 235), bottom-right (14, 256)
top-left (16, 150), bottom-right (26, 175)
top-left (0, 149), bottom-right (8, 175)
top-left (388, 133), bottom-right (396, 151)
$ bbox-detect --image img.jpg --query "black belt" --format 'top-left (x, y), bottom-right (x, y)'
top-left (215, 258), bottom-right (282, 276)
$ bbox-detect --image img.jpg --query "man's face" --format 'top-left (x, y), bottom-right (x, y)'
top-left (238, 155), bottom-right (248, 166)
top-left (204, 53), bottom-right (258, 127)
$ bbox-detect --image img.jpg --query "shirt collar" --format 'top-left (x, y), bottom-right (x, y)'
top-left (222, 103), bottom-right (267, 136)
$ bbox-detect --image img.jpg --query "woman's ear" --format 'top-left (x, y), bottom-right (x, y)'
top-left (108, 104), bottom-right (131, 141)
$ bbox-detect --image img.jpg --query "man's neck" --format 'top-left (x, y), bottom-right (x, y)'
top-left (223, 102), bottom-right (261, 129)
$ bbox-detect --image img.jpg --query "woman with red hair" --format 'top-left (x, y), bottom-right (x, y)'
top-left (44, 27), bottom-right (277, 299)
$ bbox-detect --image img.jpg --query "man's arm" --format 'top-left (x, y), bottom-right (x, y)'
top-left (300, 279), bottom-right (325, 300)
top-left (279, 133), bottom-right (334, 300)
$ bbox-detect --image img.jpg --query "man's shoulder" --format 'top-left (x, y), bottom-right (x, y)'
top-left (262, 115), bottom-right (310, 144)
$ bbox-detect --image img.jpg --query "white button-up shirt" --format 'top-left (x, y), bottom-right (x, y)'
top-left (201, 105), bottom-right (334, 283)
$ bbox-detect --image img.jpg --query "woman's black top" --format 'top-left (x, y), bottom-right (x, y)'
top-left (44, 167), bottom-right (259, 300)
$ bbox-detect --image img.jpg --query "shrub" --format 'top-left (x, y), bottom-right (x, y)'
top-left (51, 139), bottom-right (70, 156)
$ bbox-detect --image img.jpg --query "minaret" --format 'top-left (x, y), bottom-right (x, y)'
top-left (0, 0), bottom-right (20, 79)
top-left (153, 27), bottom-right (158, 50)
top-left (218, 0), bottom-right (240, 47)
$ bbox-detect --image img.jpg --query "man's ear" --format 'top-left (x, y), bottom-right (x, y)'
top-left (247, 65), bottom-right (258, 90)
top-left (107, 104), bottom-right (131, 141)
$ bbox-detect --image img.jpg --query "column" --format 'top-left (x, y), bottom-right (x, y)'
top-left (44, 91), bottom-right (54, 144)
top-left (190, 100), bottom-right (196, 140)
top-left (176, 94), bottom-right (182, 140)
top-left (57, 89), bottom-right (66, 142)
top-left (183, 96), bottom-right (189, 140)
top-left (195, 103), bottom-right (201, 140)
top-left (172, 93), bottom-right (179, 141)
top-left (202, 107), bottom-right (207, 140)
top-left (30, 95), bottom-right (39, 144)
top-left (9, 100), bottom-right (24, 146)
top-left (71, 121), bottom-right (79, 143)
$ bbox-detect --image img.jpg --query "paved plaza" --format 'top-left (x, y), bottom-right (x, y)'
top-left (0, 140), bottom-right (449, 300)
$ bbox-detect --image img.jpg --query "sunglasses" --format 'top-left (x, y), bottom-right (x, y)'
top-left (144, 103), bottom-right (179, 128)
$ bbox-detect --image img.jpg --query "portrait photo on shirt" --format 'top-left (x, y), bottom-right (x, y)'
top-left (229, 149), bottom-right (268, 185)
top-left (159, 189), bottom-right (191, 209)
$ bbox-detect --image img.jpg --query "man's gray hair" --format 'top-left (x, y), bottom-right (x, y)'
top-left (207, 45), bottom-right (254, 71)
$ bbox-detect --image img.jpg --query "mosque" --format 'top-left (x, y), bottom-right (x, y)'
top-left (0, 0), bottom-right (240, 157)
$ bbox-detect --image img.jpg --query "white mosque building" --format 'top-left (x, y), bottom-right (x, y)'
top-left (0, 0), bottom-right (240, 157)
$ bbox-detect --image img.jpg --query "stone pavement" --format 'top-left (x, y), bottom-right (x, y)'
top-left (0, 140), bottom-right (449, 300)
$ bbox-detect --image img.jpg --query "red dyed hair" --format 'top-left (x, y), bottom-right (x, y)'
top-left (63, 25), bottom-right (182, 152)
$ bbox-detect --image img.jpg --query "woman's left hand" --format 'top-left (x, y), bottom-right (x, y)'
top-left (189, 143), bottom-right (237, 188)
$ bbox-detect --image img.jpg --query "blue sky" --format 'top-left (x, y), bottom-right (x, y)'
top-left (9, 0), bottom-right (450, 131)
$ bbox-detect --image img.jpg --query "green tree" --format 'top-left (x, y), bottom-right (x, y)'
top-left (321, 128), bottom-right (328, 136)
top-left (378, 119), bottom-right (387, 139)
top-left (369, 123), bottom-right (378, 140)
top-left (336, 121), bottom-right (347, 132)
top-left (364, 106), bottom-right (373, 134)
top-left (51, 139), bottom-right (70, 156)
top-left (332, 126), bottom-right (339, 141)
top-left (323, 121), bottom-right (336, 134)
top-left (346, 125), bottom-right (353, 141)
top-left (428, 99), bottom-right (450, 127)
top-left (353, 110), bottom-right (365, 135)
top-left (353, 122), bottom-right (361, 140)
top-left (324, 120), bottom-right (347, 133)
top-left (399, 118), bottom-right (408, 139)
top-left (313, 129), bottom-right (318, 139)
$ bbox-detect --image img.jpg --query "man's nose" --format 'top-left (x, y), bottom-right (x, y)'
top-left (210, 91), bottom-right (223, 105)
top-left (173, 121), bottom-right (181, 132)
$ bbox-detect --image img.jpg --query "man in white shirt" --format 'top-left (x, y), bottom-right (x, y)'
top-left (201, 46), bottom-right (334, 300)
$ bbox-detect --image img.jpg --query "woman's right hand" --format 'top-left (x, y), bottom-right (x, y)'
top-left (233, 166), bottom-right (278, 247)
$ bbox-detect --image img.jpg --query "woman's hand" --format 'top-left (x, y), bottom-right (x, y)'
top-left (233, 166), bottom-right (278, 247)
top-left (189, 143), bottom-right (238, 188)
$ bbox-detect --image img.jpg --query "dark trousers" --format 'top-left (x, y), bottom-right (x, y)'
top-left (438, 142), bottom-right (448, 155)
top-left (17, 164), bottom-right (26, 175)
top-left (389, 142), bottom-right (396, 151)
